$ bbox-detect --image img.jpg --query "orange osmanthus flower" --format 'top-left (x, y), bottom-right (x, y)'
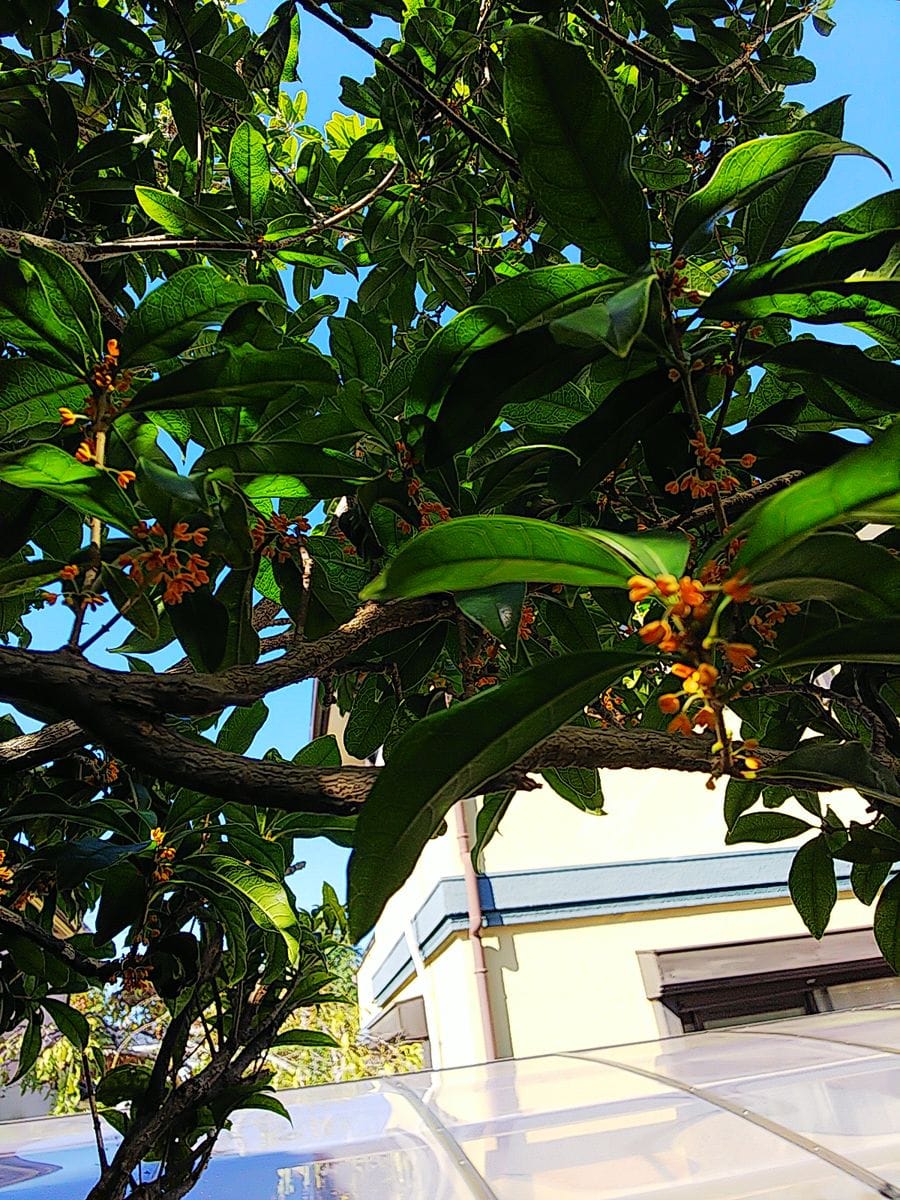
top-left (627, 574), bottom-right (655, 603)
top-left (722, 572), bottom-right (753, 602)
top-left (59, 564), bottom-right (79, 581)
top-left (116, 470), bottom-right (136, 489)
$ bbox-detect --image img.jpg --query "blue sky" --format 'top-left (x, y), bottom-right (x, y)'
top-left (5, 1), bottom-right (899, 910)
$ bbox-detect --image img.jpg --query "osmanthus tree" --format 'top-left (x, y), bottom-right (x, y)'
top-left (0, 0), bottom-right (898, 1193)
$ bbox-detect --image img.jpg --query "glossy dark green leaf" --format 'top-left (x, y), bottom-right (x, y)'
top-left (742, 97), bottom-right (846, 263)
top-left (725, 812), bottom-right (812, 844)
top-left (272, 1029), bottom-right (339, 1049)
top-left (763, 741), bottom-right (900, 811)
top-left (406, 306), bottom-right (514, 422)
top-left (750, 533), bottom-right (900, 618)
top-left (130, 346), bottom-right (337, 413)
top-left (292, 734), bottom-right (342, 767)
top-left (229, 121), bottom-right (270, 224)
top-left (701, 228), bottom-right (900, 323)
top-left (874, 875), bottom-right (900, 971)
top-left (755, 339), bottom-right (899, 413)
top-left (135, 186), bottom-right (238, 239)
top-left (122, 268), bottom-right (282, 367)
top-left (10, 1011), bottom-right (42, 1083)
top-left (549, 367), bottom-right (677, 501)
top-left (720, 421), bottom-right (900, 574)
top-left (0, 244), bottom-right (98, 371)
top-left (457, 583), bottom-right (526, 644)
top-left (361, 517), bottom-right (689, 600)
top-left (674, 131), bottom-right (885, 252)
top-left (344, 675), bottom-right (397, 760)
top-left (0, 359), bottom-right (86, 438)
top-left (503, 27), bottom-right (650, 271)
top-left (42, 996), bottom-right (90, 1050)
top-left (71, 5), bottom-right (155, 57)
top-left (548, 274), bottom-right (657, 358)
top-left (95, 860), bottom-right (147, 941)
top-left (193, 441), bottom-right (378, 499)
top-left (348, 649), bottom-right (644, 938)
top-left (542, 766), bottom-right (604, 813)
top-left (0, 445), bottom-right (138, 531)
top-left (217, 700), bottom-right (269, 755)
top-left (788, 835), bottom-right (837, 939)
top-left (471, 791), bottom-right (514, 873)
top-left (762, 619), bottom-right (900, 673)
top-left (852, 860), bottom-right (893, 907)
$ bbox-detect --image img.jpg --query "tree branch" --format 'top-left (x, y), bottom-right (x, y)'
top-left (660, 470), bottom-right (804, 529)
top-left (294, 0), bottom-right (520, 174)
top-left (0, 906), bottom-right (118, 981)
top-left (572, 5), bottom-right (704, 92)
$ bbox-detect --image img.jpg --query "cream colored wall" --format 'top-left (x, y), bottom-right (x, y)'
top-left (489, 891), bottom-right (875, 1059)
top-left (481, 770), bottom-right (871, 873)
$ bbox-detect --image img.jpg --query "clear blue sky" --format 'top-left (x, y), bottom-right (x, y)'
top-left (5, 0), bottom-right (898, 910)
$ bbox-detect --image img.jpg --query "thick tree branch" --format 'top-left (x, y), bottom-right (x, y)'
top-left (0, 598), bottom-right (450, 734)
top-left (0, 906), bottom-right (118, 981)
top-left (0, 720), bottom-right (85, 771)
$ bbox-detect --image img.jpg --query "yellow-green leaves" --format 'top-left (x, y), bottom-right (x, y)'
top-left (360, 516), bottom-right (689, 600)
top-left (0, 445), bottom-right (138, 531)
top-left (0, 242), bottom-right (101, 372)
top-left (503, 27), bottom-right (649, 272)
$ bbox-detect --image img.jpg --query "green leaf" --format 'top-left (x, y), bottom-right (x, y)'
top-left (757, 339), bottom-right (900, 412)
top-left (229, 121), bottom-right (270, 225)
top-left (328, 315), bottom-right (382, 386)
top-left (720, 421), bottom-right (900, 575)
top-left (360, 516), bottom-right (689, 600)
top-left (788, 835), bottom-right (837, 939)
top-left (542, 766), bottom-right (604, 813)
top-left (633, 155), bottom-right (692, 191)
top-left (95, 861), bottom-right (147, 941)
top-left (874, 875), bottom-right (900, 972)
top-left (11, 1011), bottom-right (42, 1083)
top-left (348, 649), bottom-right (644, 939)
top-left (763, 619), bottom-right (900, 673)
top-left (457, 583), bottom-right (525, 644)
top-left (471, 791), bottom-right (514, 873)
top-left (548, 274), bottom-right (657, 358)
top-left (130, 345), bottom-right (337, 413)
top-left (72, 5), bottom-right (156, 57)
top-left (217, 700), bottom-right (269, 755)
top-left (272, 1029), bottom-right (339, 1049)
top-left (42, 996), bottom-right (90, 1051)
top-left (673, 131), bottom-right (887, 253)
top-left (725, 812), bottom-right (812, 844)
top-left (102, 565), bottom-right (160, 640)
top-left (122, 268), bottom-right (282, 367)
top-left (503, 27), bottom-right (650, 271)
top-left (852, 860), bottom-right (892, 907)
top-left (0, 360), bottom-right (86, 439)
top-left (344, 676), bottom-right (397, 760)
top-left (198, 856), bottom-right (301, 965)
top-left (292, 735), bottom-right (342, 767)
top-left (742, 97), bottom-right (847, 264)
top-left (135, 186), bottom-right (238, 240)
top-left (762, 741), bottom-right (900, 811)
top-left (193, 441), bottom-right (377, 500)
top-left (406, 305), bottom-right (515, 423)
top-left (0, 244), bottom-right (98, 371)
top-left (0, 445), bottom-right (138, 531)
top-left (700, 228), bottom-right (900, 323)
top-left (549, 367), bottom-right (678, 501)
top-left (749, 533), bottom-right (900, 618)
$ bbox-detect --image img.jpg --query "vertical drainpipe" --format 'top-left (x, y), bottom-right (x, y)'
top-left (454, 801), bottom-right (498, 1061)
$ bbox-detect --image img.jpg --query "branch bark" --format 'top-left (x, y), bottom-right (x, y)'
top-left (660, 470), bottom-right (804, 530)
top-left (0, 906), bottom-right (118, 982)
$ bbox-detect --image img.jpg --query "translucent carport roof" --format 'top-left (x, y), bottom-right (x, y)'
top-left (2, 1006), bottom-right (900, 1199)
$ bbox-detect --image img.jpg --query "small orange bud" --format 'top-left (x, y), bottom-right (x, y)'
top-left (59, 564), bottom-right (79, 581)
top-left (116, 470), bottom-right (136, 489)
top-left (658, 693), bottom-right (681, 715)
top-left (740, 453), bottom-right (757, 468)
top-left (667, 367), bottom-right (681, 382)
top-left (627, 574), bottom-right (656, 603)
top-left (722, 572), bottom-right (753, 603)
top-left (655, 574), bottom-right (679, 598)
top-left (639, 619), bottom-right (671, 647)
top-left (58, 406), bottom-right (80, 426)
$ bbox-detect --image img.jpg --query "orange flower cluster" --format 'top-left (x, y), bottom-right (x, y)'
top-left (152, 843), bottom-right (176, 885)
top-left (250, 512), bottom-right (311, 561)
top-left (630, 573), bottom-right (711, 655)
top-left (664, 259), bottom-right (703, 305)
top-left (0, 848), bottom-right (14, 888)
top-left (749, 600), bottom-right (800, 642)
top-left (658, 661), bottom-right (719, 735)
top-left (335, 529), bottom-right (358, 557)
top-left (518, 604), bottom-right (536, 641)
top-left (121, 521), bottom-right (210, 605)
top-left (665, 433), bottom-right (756, 500)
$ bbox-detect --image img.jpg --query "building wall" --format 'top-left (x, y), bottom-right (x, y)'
top-left (356, 765), bottom-right (881, 1071)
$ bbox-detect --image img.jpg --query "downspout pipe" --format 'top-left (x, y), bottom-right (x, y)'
top-left (454, 801), bottom-right (498, 1061)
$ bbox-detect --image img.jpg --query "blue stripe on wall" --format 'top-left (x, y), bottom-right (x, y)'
top-left (369, 848), bottom-right (854, 1007)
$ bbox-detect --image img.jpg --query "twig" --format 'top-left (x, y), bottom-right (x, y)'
top-left (0, 907), bottom-right (118, 980)
top-left (660, 470), bottom-right (804, 529)
top-left (82, 1051), bottom-right (110, 1174)
top-left (294, 0), bottom-right (519, 174)
top-left (573, 5), bottom-right (703, 92)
